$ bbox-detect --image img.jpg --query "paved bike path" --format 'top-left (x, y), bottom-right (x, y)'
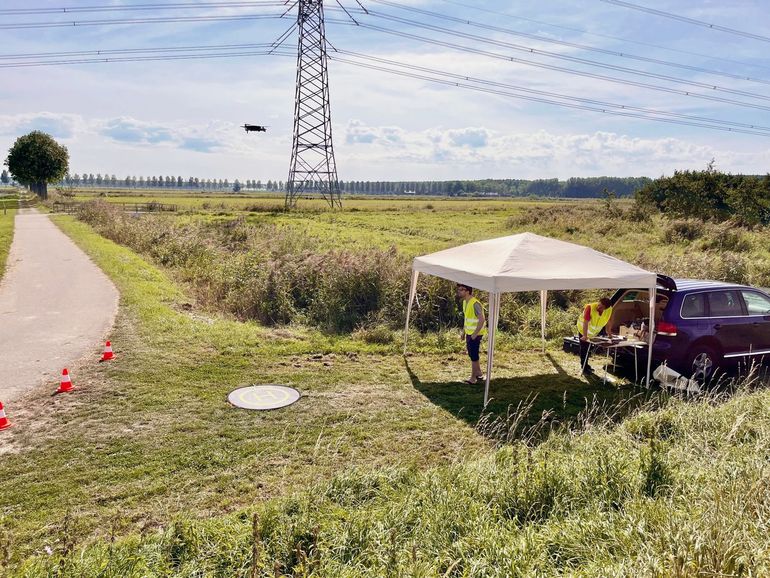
top-left (0, 209), bottom-right (119, 402)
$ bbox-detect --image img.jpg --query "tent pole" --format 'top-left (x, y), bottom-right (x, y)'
top-left (646, 286), bottom-right (656, 387)
top-left (484, 292), bottom-right (500, 406)
top-left (403, 270), bottom-right (419, 356)
top-left (540, 289), bottom-right (547, 353)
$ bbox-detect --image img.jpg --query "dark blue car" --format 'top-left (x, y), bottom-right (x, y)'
top-left (565, 275), bottom-right (770, 381)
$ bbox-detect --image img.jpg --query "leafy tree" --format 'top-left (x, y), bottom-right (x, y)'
top-left (233, 179), bottom-right (242, 192)
top-left (4, 131), bottom-right (69, 199)
top-left (0, 169), bottom-right (8, 184)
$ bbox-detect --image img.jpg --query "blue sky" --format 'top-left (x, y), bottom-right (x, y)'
top-left (3, 0), bottom-right (770, 182)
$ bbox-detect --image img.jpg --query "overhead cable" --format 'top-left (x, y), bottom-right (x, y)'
top-left (367, 0), bottom-right (770, 87)
top-left (0, 1), bottom-right (285, 15)
top-left (0, 49), bottom-right (294, 68)
top-left (0, 13), bottom-right (286, 30)
top-left (334, 49), bottom-right (770, 134)
top-left (330, 55), bottom-right (770, 137)
top-left (349, 8), bottom-right (770, 103)
top-left (325, 19), bottom-right (770, 113)
top-left (600, 0), bottom-right (770, 44)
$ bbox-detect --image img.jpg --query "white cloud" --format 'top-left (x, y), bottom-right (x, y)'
top-left (337, 120), bottom-right (770, 179)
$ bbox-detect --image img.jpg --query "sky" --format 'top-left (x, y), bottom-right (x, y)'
top-left (3, 0), bottom-right (770, 182)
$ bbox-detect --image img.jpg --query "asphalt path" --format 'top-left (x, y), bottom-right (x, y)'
top-left (0, 209), bottom-right (119, 402)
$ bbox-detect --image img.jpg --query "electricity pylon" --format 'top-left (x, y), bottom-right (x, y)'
top-left (286, 0), bottom-right (341, 208)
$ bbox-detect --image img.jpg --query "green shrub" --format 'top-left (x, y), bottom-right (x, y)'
top-left (663, 219), bottom-right (704, 243)
top-left (636, 251), bottom-right (749, 285)
top-left (699, 221), bottom-right (752, 252)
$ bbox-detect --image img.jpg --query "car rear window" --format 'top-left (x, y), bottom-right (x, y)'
top-left (707, 290), bottom-right (743, 317)
top-left (741, 291), bottom-right (770, 315)
top-left (681, 293), bottom-right (706, 318)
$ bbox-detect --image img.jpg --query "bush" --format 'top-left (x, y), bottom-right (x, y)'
top-left (699, 221), bottom-right (752, 252)
top-left (353, 324), bottom-right (395, 345)
top-left (663, 219), bottom-right (704, 243)
top-left (635, 251), bottom-right (749, 285)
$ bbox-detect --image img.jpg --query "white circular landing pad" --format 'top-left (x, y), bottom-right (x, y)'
top-left (228, 385), bottom-right (301, 410)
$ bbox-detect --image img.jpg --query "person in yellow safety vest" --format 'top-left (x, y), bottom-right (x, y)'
top-left (577, 297), bottom-right (614, 375)
top-left (457, 284), bottom-right (487, 384)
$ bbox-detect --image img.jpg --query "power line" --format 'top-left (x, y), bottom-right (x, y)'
top-left (435, 0), bottom-right (770, 75)
top-left (328, 19), bottom-right (770, 113)
top-left (329, 54), bottom-right (770, 137)
top-left (0, 1), bottom-right (285, 15)
top-left (0, 32), bottom-right (766, 137)
top-left (0, 35), bottom-right (762, 134)
top-left (0, 43), bottom-right (281, 60)
top-left (0, 13), bottom-right (285, 30)
top-left (366, 0), bottom-right (770, 87)
top-left (333, 49), bottom-right (770, 134)
top-left (601, 0), bottom-right (770, 44)
top-left (0, 50), bottom-right (294, 68)
top-left (351, 8), bottom-right (770, 104)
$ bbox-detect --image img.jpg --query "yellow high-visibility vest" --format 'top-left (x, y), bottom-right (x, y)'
top-left (576, 302), bottom-right (613, 337)
top-left (463, 296), bottom-right (487, 336)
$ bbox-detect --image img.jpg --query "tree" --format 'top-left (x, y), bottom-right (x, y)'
top-left (4, 131), bottom-right (69, 199)
top-left (233, 179), bottom-right (242, 192)
top-left (0, 170), bottom-right (8, 184)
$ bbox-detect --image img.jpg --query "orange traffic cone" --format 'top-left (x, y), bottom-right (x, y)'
top-left (0, 401), bottom-right (11, 430)
top-left (101, 341), bottom-right (115, 361)
top-left (56, 368), bottom-right (74, 394)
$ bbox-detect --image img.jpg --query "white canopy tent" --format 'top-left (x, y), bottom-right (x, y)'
top-left (403, 232), bottom-right (658, 405)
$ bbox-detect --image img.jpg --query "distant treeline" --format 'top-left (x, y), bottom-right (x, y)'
top-left (636, 163), bottom-right (770, 225)
top-left (341, 176), bottom-right (651, 197)
top-left (52, 173), bottom-right (651, 198)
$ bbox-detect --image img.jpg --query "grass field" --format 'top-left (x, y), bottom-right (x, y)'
top-left (0, 205), bottom-right (15, 280)
top-left (4, 195), bottom-right (770, 575)
top-left (0, 208), bottom-right (640, 570)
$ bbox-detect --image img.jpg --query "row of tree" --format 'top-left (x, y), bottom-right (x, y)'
top-left (336, 177), bottom-right (651, 197)
top-left (635, 162), bottom-right (770, 225)
top-left (56, 175), bottom-right (652, 197)
top-left (58, 174), bottom-right (282, 192)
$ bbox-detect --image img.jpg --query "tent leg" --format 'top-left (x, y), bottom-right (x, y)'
top-left (403, 270), bottom-right (419, 356)
top-left (540, 289), bottom-right (547, 353)
top-left (646, 286), bottom-right (656, 387)
top-left (484, 292), bottom-right (501, 406)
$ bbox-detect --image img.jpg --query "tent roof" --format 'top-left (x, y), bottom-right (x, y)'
top-left (412, 232), bottom-right (656, 292)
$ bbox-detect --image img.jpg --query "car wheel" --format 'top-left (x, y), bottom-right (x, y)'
top-left (687, 345), bottom-right (720, 384)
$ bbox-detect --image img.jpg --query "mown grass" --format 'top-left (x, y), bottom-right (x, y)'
top-left (0, 205), bottom-right (16, 279)
top-left (0, 213), bottom-right (636, 570)
top-left (14, 383), bottom-right (770, 576)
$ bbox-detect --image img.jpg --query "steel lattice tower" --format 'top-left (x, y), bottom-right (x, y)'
top-left (286, 0), bottom-right (341, 208)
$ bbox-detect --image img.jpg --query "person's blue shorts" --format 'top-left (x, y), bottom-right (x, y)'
top-left (466, 334), bottom-right (481, 362)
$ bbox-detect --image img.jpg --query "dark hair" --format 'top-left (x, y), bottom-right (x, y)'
top-left (457, 284), bottom-right (473, 293)
top-left (599, 297), bottom-right (612, 308)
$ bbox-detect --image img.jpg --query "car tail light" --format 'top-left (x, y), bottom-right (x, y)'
top-left (657, 321), bottom-right (677, 336)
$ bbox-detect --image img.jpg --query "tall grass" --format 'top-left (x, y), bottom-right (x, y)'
top-left (74, 202), bottom-right (582, 335)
